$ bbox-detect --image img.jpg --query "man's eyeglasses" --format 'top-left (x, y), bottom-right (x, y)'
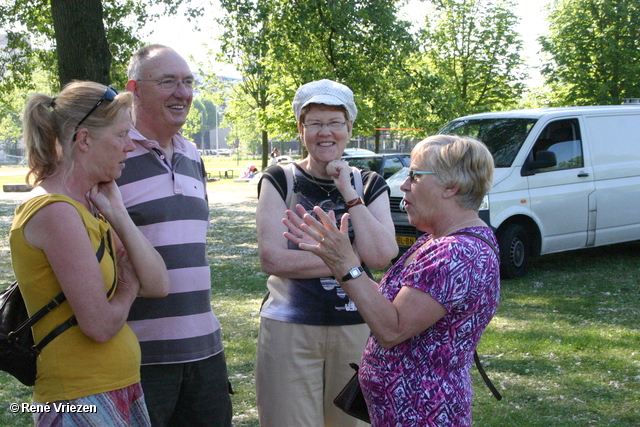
top-left (136, 78), bottom-right (196, 90)
top-left (302, 121), bottom-right (347, 132)
top-left (408, 170), bottom-right (436, 182)
top-left (73, 86), bottom-right (118, 142)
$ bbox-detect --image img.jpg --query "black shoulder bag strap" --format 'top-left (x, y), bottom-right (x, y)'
top-left (14, 231), bottom-right (116, 355)
top-left (451, 230), bottom-right (503, 401)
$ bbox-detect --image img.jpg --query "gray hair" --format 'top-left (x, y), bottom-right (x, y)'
top-left (412, 135), bottom-right (494, 210)
top-left (127, 44), bottom-right (173, 80)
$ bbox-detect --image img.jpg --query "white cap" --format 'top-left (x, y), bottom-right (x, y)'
top-left (292, 79), bottom-right (358, 122)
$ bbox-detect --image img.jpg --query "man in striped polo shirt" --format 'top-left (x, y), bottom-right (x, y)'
top-left (116, 44), bottom-right (232, 427)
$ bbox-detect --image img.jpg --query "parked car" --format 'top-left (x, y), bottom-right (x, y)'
top-left (343, 148), bottom-right (376, 156)
top-left (388, 104), bottom-right (640, 279)
top-left (341, 153), bottom-right (410, 179)
top-left (386, 167), bottom-right (424, 252)
top-left (273, 155), bottom-right (294, 164)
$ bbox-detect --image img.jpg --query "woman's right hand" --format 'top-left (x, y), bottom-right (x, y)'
top-left (88, 180), bottom-right (127, 222)
top-left (283, 205), bottom-right (360, 278)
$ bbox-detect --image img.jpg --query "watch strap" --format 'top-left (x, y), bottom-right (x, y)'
top-left (345, 197), bottom-right (364, 210)
top-left (341, 266), bottom-right (364, 282)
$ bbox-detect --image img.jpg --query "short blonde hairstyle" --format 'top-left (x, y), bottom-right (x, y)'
top-left (412, 135), bottom-right (494, 210)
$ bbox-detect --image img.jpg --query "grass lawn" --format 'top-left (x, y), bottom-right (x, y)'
top-left (0, 172), bottom-right (639, 426)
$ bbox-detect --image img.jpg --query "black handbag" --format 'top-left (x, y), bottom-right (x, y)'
top-left (0, 233), bottom-right (112, 386)
top-left (0, 281), bottom-right (76, 386)
top-left (333, 363), bottom-right (371, 424)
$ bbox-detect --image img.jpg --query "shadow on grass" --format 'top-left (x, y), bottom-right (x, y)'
top-left (1, 190), bottom-right (639, 427)
top-left (474, 242), bottom-right (640, 426)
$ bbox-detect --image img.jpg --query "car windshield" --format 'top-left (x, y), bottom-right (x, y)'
top-left (386, 167), bottom-right (408, 187)
top-left (439, 118), bottom-right (538, 167)
top-left (343, 156), bottom-right (382, 172)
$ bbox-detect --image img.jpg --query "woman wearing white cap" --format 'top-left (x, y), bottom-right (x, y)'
top-left (255, 79), bottom-right (398, 426)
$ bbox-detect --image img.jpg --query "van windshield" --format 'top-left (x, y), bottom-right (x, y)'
top-left (439, 118), bottom-right (538, 167)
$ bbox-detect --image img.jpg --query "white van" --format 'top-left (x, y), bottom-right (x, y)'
top-left (391, 105), bottom-right (640, 278)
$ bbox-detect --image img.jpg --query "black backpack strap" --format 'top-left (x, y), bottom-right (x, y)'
top-left (17, 232), bottom-right (113, 354)
top-left (451, 230), bottom-right (502, 400)
top-left (32, 316), bottom-right (78, 354)
top-left (450, 230), bottom-right (499, 259)
top-left (474, 350), bottom-right (503, 400)
top-left (258, 165), bottom-right (287, 203)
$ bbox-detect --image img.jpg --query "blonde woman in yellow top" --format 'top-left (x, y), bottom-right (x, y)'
top-left (10, 81), bottom-right (169, 426)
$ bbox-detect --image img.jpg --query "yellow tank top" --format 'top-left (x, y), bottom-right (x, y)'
top-left (10, 194), bottom-right (141, 402)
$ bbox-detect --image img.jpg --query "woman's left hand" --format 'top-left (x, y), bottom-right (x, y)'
top-left (326, 160), bottom-right (354, 195)
top-left (283, 204), bottom-right (360, 277)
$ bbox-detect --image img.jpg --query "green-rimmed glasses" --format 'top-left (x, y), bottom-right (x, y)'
top-left (408, 170), bottom-right (436, 182)
top-left (73, 86), bottom-right (118, 142)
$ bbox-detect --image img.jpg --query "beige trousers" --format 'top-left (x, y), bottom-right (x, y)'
top-left (255, 318), bottom-right (370, 427)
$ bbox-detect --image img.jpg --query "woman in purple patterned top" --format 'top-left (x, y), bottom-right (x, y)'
top-left (284, 135), bottom-right (500, 426)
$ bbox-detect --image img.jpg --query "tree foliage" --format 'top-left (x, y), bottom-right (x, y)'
top-left (419, 0), bottom-right (526, 119)
top-left (540, 0), bottom-right (640, 105)
top-left (0, 0), bottom-right (204, 97)
top-left (217, 0), bottom-right (274, 168)
top-left (216, 0), bottom-right (528, 158)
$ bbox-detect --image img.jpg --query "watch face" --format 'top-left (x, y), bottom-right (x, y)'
top-left (342, 266), bottom-right (364, 282)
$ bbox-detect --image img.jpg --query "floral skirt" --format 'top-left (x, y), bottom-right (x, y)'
top-left (34, 382), bottom-right (150, 427)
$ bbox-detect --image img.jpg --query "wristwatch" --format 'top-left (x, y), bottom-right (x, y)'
top-left (344, 197), bottom-right (364, 210)
top-left (341, 266), bottom-right (364, 282)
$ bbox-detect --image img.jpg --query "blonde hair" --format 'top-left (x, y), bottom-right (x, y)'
top-left (22, 81), bottom-right (132, 185)
top-left (412, 135), bottom-right (494, 210)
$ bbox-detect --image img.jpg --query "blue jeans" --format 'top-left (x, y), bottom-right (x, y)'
top-left (140, 352), bottom-right (233, 427)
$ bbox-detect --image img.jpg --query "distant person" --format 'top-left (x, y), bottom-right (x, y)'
top-left (13, 81), bottom-right (170, 425)
top-left (115, 44), bottom-right (233, 427)
top-left (284, 135), bottom-right (501, 426)
top-left (255, 79), bottom-right (398, 427)
top-left (269, 148), bottom-right (280, 165)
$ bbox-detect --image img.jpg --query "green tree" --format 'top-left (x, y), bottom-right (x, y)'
top-left (419, 0), bottom-right (525, 119)
top-left (0, 68), bottom-right (56, 157)
top-left (183, 103), bottom-right (203, 142)
top-left (264, 0), bottom-right (415, 152)
top-left (221, 86), bottom-right (264, 156)
top-left (217, 0), bottom-right (416, 166)
top-left (218, 0), bottom-right (273, 169)
top-left (540, 0), bottom-right (640, 105)
top-left (0, 0), bottom-right (203, 96)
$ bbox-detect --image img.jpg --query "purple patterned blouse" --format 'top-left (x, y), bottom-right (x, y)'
top-left (359, 227), bottom-right (501, 426)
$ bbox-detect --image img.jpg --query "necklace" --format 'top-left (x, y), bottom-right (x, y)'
top-left (307, 172), bottom-right (335, 197)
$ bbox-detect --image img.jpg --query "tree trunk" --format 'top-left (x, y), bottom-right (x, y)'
top-left (50, 0), bottom-right (111, 87)
top-left (261, 129), bottom-right (269, 170)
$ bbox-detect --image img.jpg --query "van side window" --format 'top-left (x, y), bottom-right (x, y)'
top-left (531, 119), bottom-right (583, 171)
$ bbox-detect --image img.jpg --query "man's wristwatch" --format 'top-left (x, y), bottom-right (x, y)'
top-left (341, 266), bottom-right (364, 282)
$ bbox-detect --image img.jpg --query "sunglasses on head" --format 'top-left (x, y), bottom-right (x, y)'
top-left (72, 86), bottom-right (118, 142)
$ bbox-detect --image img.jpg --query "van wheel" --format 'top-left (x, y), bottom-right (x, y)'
top-left (498, 223), bottom-right (530, 279)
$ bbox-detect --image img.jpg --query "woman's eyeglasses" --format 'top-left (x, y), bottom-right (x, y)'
top-left (408, 170), bottom-right (436, 182)
top-left (73, 86), bottom-right (118, 141)
top-left (302, 121), bottom-right (347, 132)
